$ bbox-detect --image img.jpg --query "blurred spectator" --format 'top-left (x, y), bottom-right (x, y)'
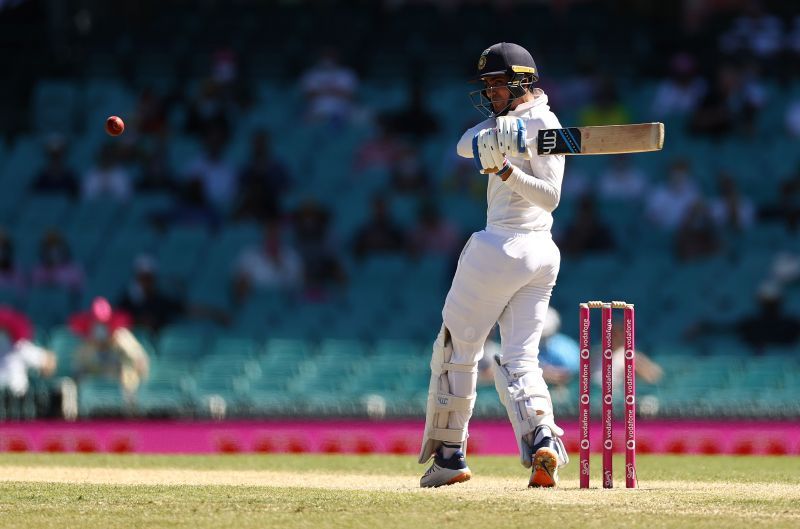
top-left (408, 201), bottom-right (460, 257)
top-left (210, 47), bottom-right (250, 109)
top-left (115, 136), bottom-right (144, 173)
top-left (761, 170), bottom-right (800, 233)
top-left (31, 136), bottom-right (79, 197)
top-left (690, 64), bottom-right (765, 137)
top-left (352, 196), bottom-right (407, 259)
top-left (137, 141), bottom-right (178, 195)
top-left (82, 144), bottom-right (132, 202)
top-left (0, 230), bottom-right (25, 295)
top-left (70, 297), bottom-right (149, 404)
top-left (391, 145), bottom-right (430, 194)
top-left (709, 172), bottom-right (755, 232)
top-left (675, 200), bottom-right (721, 262)
top-left (552, 60), bottom-right (596, 110)
top-left (184, 128), bottom-right (237, 210)
top-left (185, 79), bottom-right (231, 140)
top-left (441, 120), bottom-right (487, 201)
top-left (537, 307), bottom-right (579, 388)
top-left (689, 66), bottom-right (737, 137)
top-left (768, 251), bottom-right (800, 289)
top-left (578, 76), bottom-right (631, 126)
top-left (155, 178), bottom-right (221, 231)
top-left (31, 230), bottom-right (85, 293)
top-left (645, 159), bottom-right (701, 231)
top-left (442, 150), bottom-right (485, 201)
top-left (0, 307), bottom-right (56, 398)
top-left (477, 329), bottom-right (501, 386)
top-left (353, 116), bottom-right (406, 173)
top-left (790, 15), bottom-right (800, 48)
top-left (234, 130), bottom-right (290, 222)
top-left (118, 255), bottom-right (229, 333)
top-left (559, 196), bottom-right (616, 256)
top-left (231, 219), bottom-right (304, 304)
top-left (689, 282), bottom-right (800, 353)
top-left (735, 283), bottom-right (800, 351)
top-left (293, 200), bottom-right (347, 299)
top-left (133, 87), bottom-right (168, 137)
top-left (597, 155), bottom-right (648, 202)
top-left (212, 48), bottom-right (238, 88)
top-left (559, 163), bottom-right (591, 199)
top-left (719, 1), bottom-right (783, 60)
top-left (786, 98), bottom-right (800, 138)
top-left (300, 47), bottom-right (359, 126)
top-left (117, 255), bottom-right (184, 333)
top-left (789, 15), bottom-right (800, 65)
top-left (384, 74), bottom-right (439, 141)
top-left (651, 53), bottom-right (706, 119)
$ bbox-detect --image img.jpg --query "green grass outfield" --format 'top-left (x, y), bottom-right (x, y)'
top-left (0, 453), bottom-right (798, 529)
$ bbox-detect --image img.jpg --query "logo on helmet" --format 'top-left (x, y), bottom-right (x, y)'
top-left (478, 49), bottom-right (489, 71)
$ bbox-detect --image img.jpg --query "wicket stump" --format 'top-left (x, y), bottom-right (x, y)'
top-left (578, 301), bottom-right (637, 489)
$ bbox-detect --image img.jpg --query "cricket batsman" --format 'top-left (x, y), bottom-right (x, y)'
top-left (419, 42), bottom-right (569, 488)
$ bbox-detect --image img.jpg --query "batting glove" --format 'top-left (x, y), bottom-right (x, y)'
top-left (472, 128), bottom-right (509, 174)
top-left (495, 116), bottom-right (527, 156)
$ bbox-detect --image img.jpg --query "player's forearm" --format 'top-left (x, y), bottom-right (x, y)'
top-left (457, 120), bottom-right (493, 158)
top-left (500, 165), bottom-right (561, 212)
top-left (457, 132), bottom-right (474, 158)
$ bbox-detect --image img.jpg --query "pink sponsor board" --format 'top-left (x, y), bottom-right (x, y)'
top-left (0, 420), bottom-right (798, 455)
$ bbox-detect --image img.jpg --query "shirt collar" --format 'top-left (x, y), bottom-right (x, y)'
top-left (507, 90), bottom-right (549, 115)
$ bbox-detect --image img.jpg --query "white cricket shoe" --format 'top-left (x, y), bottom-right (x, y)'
top-left (420, 448), bottom-right (472, 488)
top-left (529, 426), bottom-right (562, 488)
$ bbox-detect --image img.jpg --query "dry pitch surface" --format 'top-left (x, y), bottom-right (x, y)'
top-left (0, 454), bottom-right (798, 528)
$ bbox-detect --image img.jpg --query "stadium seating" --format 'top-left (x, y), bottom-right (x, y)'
top-left (2, 61), bottom-right (799, 421)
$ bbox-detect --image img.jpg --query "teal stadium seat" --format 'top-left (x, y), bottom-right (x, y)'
top-left (191, 373), bottom-right (249, 414)
top-left (374, 339), bottom-right (428, 359)
top-left (14, 195), bottom-right (72, 235)
top-left (157, 325), bottom-right (209, 361)
top-left (137, 383), bottom-right (189, 416)
top-left (244, 388), bottom-right (293, 416)
top-left (168, 136), bottom-right (202, 173)
top-left (155, 225), bottom-right (210, 283)
top-left (3, 136), bottom-right (40, 193)
top-left (257, 357), bottom-right (302, 391)
top-left (147, 359), bottom-right (189, 385)
top-left (25, 288), bottom-right (75, 329)
top-left (318, 338), bottom-right (368, 358)
top-left (32, 81), bottom-right (79, 134)
top-left (78, 379), bottom-right (125, 417)
top-left (209, 336), bottom-right (260, 359)
top-left (48, 325), bottom-right (81, 378)
top-left (390, 195), bottom-right (421, 229)
top-left (121, 193), bottom-right (174, 230)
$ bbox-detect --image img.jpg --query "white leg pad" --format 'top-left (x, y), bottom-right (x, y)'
top-left (418, 325), bottom-right (477, 464)
top-left (493, 354), bottom-right (564, 468)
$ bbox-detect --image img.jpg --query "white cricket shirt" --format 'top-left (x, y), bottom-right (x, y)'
top-left (456, 92), bottom-right (565, 233)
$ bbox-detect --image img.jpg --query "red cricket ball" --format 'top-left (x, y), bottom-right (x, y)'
top-left (105, 115), bottom-right (125, 136)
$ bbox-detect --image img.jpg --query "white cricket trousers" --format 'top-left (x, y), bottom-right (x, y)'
top-left (442, 226), bottom-right (561, 433)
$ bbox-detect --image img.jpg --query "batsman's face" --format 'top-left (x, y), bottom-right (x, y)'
top-left (483, 75), bottom-right (513, 113)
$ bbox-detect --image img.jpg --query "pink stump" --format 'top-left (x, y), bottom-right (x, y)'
top-left (579, 304), bottom-right (591, 489)
top-left (602, 304), bottom-right (613, 489)
top-left (624, 305), bottom-right (637, 488)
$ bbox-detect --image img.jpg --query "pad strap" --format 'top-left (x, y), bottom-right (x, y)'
top-left (430, 427), bottom-right (468, 444)
top-left (442, 362), bottom-right (478, 373)
top-left (434, 393), bottom-right (475, 412)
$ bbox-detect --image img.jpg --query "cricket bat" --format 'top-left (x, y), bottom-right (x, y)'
top-left (533, 122), bottom-right (664, 156)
